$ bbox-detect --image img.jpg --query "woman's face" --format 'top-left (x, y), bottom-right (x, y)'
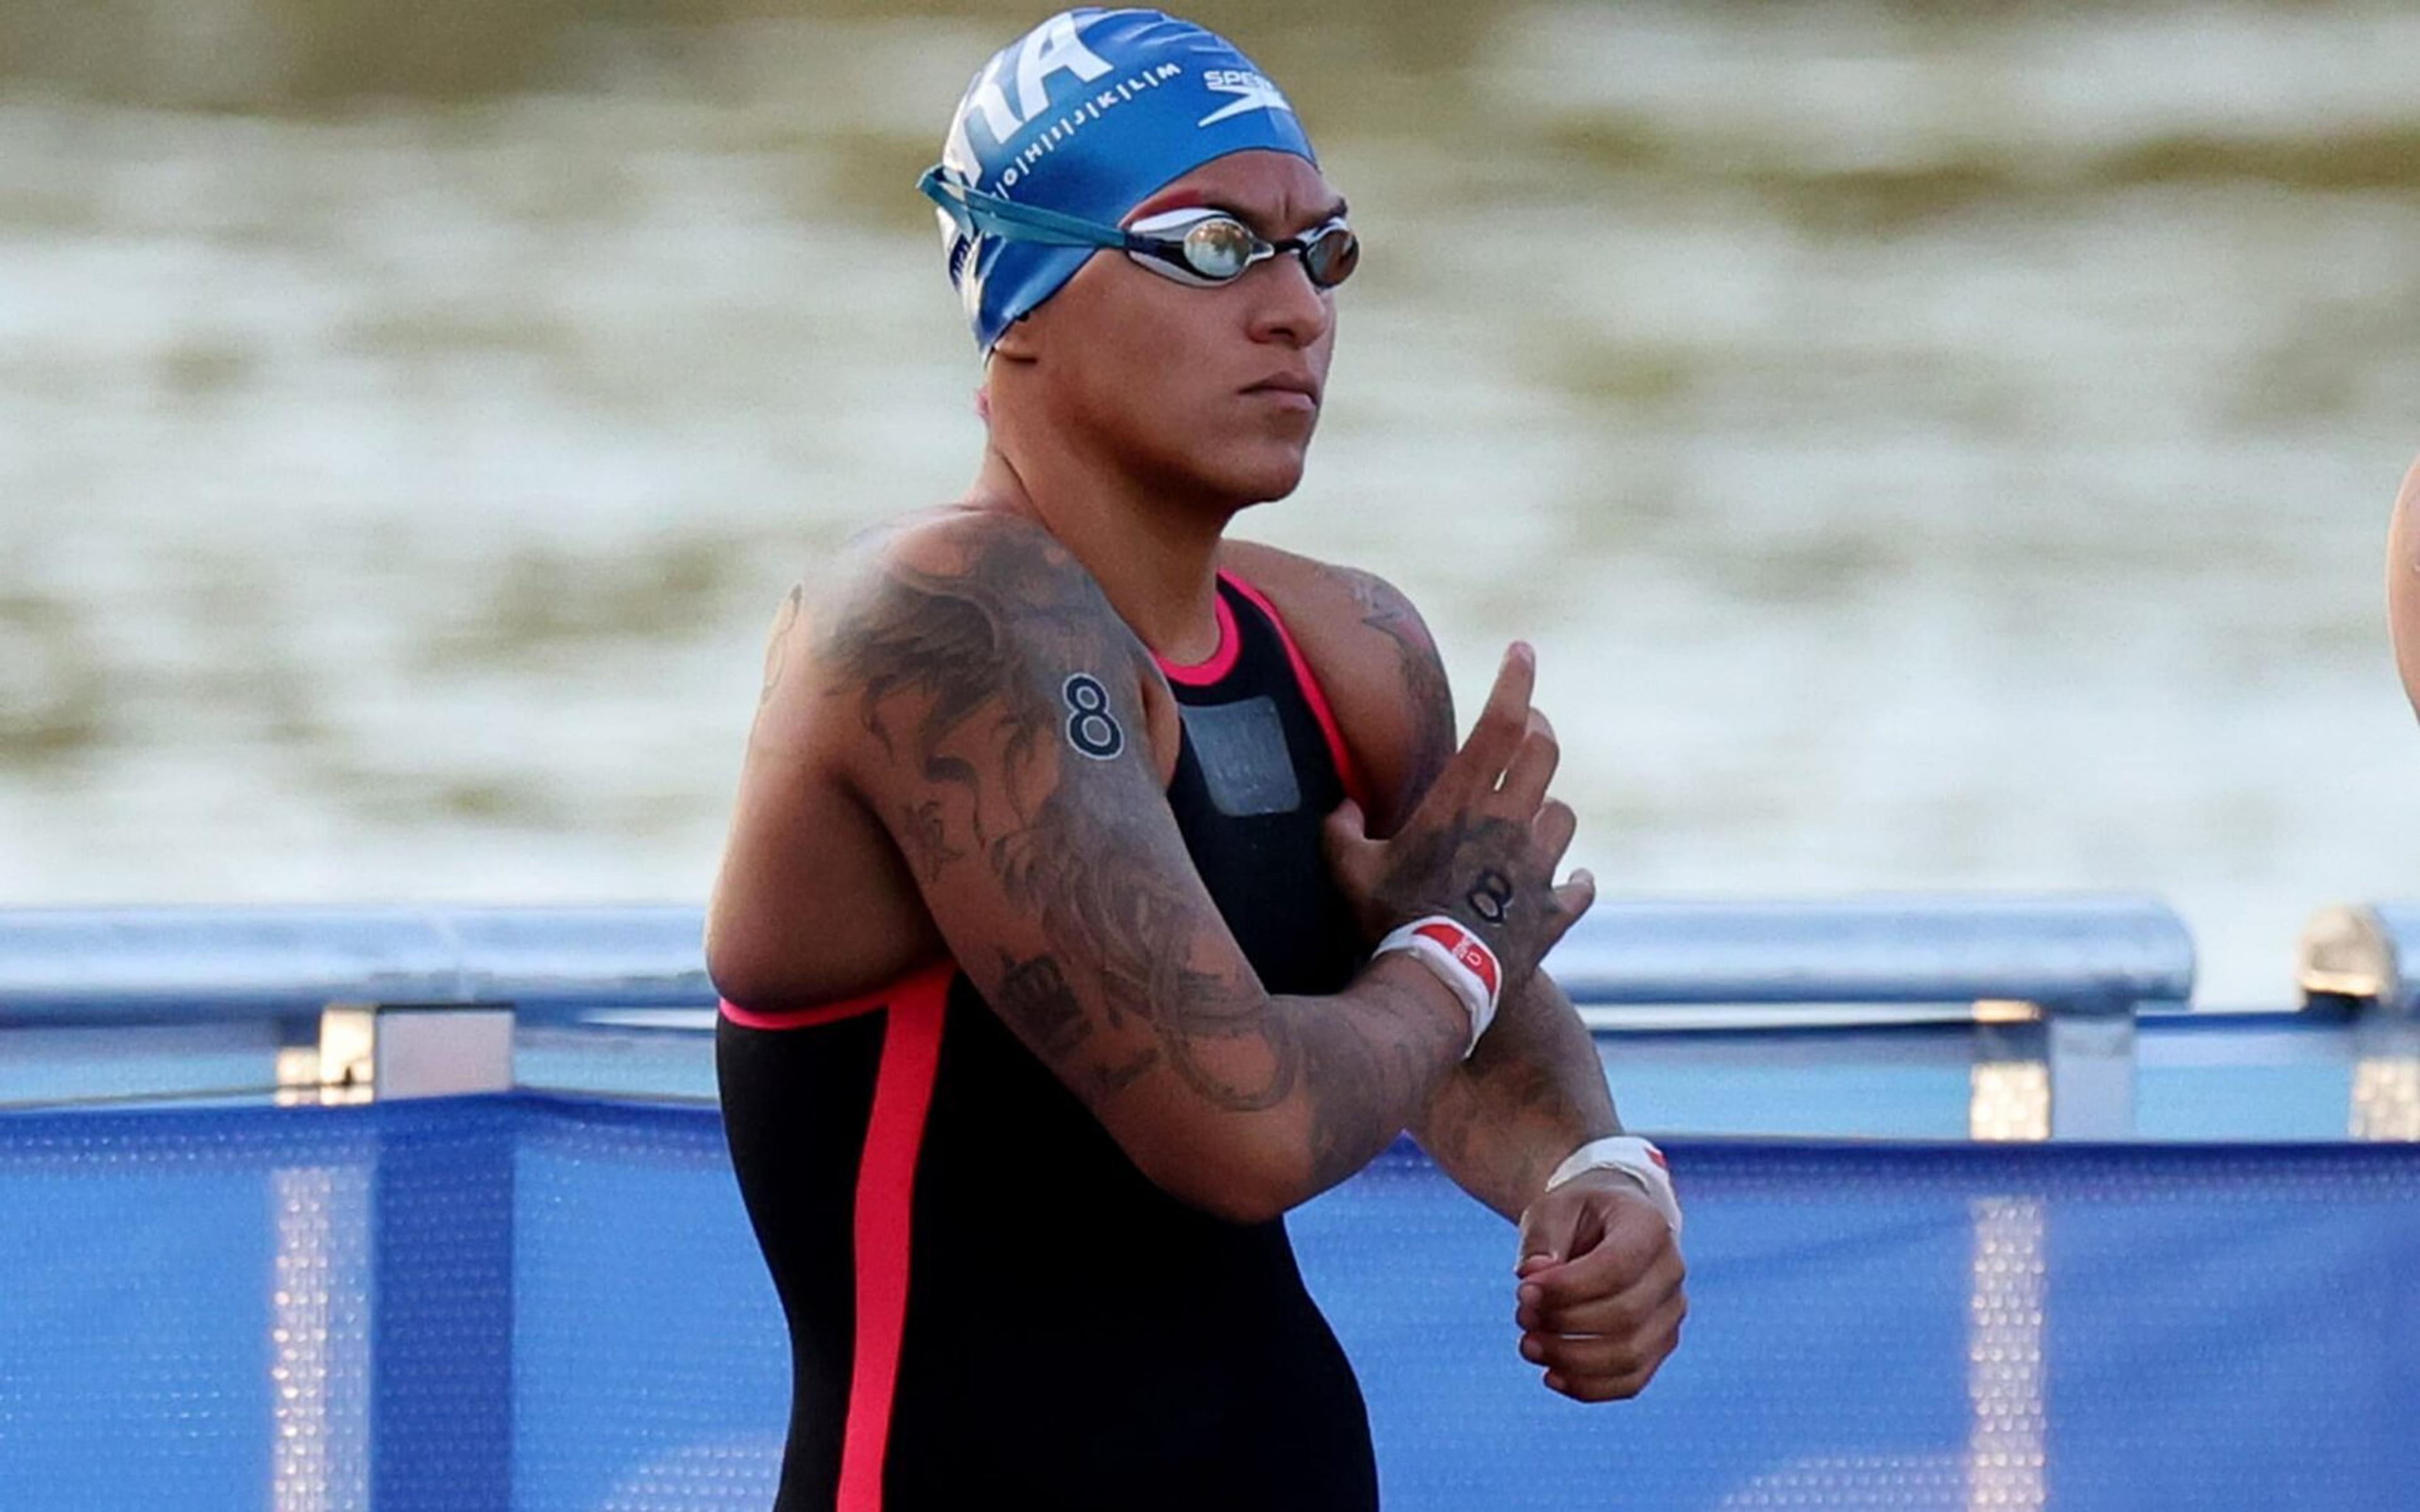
top-left (996, 150), bottom-right (1346, 510)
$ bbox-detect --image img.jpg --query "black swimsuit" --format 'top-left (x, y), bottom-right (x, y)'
top-left (717, 570), bottom-right (1381, 1511)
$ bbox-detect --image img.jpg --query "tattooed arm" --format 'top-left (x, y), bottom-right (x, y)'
top-left (808, 512), bottom-right (1588, 1225)
top-left (1415, 973), bottom-right (1618, 1219)
top-left (1277, 554), bottom-right (1684, 1404)
top-left (1314, 564), bottom-right (1620, 1221)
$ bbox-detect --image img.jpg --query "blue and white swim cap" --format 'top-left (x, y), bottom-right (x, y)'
top-left (928, 8), bottom-right (1318, 352)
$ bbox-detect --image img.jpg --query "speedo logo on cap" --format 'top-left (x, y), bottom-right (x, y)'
top-left (1197, 68), bottom-right (1293, 127)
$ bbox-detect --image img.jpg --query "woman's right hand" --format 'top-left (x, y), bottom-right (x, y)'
top-left (1323, 641), bottom-right (1596, 1001)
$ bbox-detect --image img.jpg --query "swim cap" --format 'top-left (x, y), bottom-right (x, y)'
top-left (928, 9), bottom-right (1318, 352)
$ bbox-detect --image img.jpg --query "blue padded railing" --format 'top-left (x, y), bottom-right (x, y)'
top-left (1543, 894), bottom-right (2191, 1016)
top-left (0, 905), bottom-right (713, 1024)
top-left (0, 895), bottom-right (2194, 1026)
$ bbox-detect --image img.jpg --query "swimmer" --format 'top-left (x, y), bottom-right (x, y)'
top-left (2391, 454), bottom-right (2420, 719)
top-left (706, 11), bottom-right (1685, 1508)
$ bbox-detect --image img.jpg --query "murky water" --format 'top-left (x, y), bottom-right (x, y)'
top-left (3, 0), bottom-right (2416, 1004)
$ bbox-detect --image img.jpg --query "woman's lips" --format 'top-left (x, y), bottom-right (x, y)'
top-left (1243, 375), bottom-right (1320, 410)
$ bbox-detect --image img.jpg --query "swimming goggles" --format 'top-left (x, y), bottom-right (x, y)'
top-left (919, 168), bottom-right (1359, 291)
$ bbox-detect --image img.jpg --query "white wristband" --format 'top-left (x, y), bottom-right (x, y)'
top-left (1372, 916), bottom-right (1502, 1056)
top-left (1545, 1135), bottom-right (1682, 1239)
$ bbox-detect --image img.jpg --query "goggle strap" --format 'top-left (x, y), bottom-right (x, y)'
top-left (919, 169), bottom-right (1131, 252)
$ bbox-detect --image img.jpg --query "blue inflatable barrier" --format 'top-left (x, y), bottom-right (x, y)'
top-left (3, 1094), bottom-right (2411, 1511)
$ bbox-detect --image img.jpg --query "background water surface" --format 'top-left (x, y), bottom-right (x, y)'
top-left (4, 0), bottom-right (2417, 1004)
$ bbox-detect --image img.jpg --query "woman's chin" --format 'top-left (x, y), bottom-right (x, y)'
top-left (1202, 440), bottom-right (1311, 507)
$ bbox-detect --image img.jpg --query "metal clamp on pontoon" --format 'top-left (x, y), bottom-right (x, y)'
top-left (2297, 903), bottom-right (2420, 1016)
top-left (2296, 903), bottom-right (2420, 1141)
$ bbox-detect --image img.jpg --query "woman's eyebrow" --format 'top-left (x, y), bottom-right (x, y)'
top-left (1129, 193), bottom-right (1351, 233)
top-left (1124, 186), bottom-right (1217, 223)
top-left (1256, 198), bottom-right (1349, 236)
top-left (1278, 198), bottom-right (1349, 233)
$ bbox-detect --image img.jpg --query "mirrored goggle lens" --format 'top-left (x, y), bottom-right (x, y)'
top-left (1180, 218), bottom-right (1260, 281)
top-left (1299, 225), bottom-right (1358, 289)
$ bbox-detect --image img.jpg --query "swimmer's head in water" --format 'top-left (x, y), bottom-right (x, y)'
top-left (922, 8), bottom-right (1320, 352)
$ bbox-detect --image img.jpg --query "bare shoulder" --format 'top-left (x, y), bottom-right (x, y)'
top-left (824, 506), bottom-right (1148, 698)
top-left (1219, 538), bottom-right (1456, 835)
top-left (827, 505), bottom-right (1116, 634)
top-left (756, 506), bottom-right (1144, 747)
top-left (1219, 538), bottom-right (1430, 642)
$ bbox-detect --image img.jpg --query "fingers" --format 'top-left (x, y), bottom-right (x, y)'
top-left (1531, 797), bottom-right (1577, 859)
top-left (1533, 800), bottom-right (1594, 941)
top-left (1513, 1191), bottom-right (1688, 1403)
top-left (1320, 799), bottom-right (1375, 890)
top-left (1524, 1289), bottom-right (1687, 1402)
top-left (1520, 1235), bottom-right (1685, 1337)
top-left (1539, 866), bottom-right (1597, 948)
top-left (1516, 1188), bottom-right (1584, 1269)
top-left (1434, 643), bottom-right (1535, 804)
top-left (1516, 1188), bottom-right (1680, 1329)
top-left (1496, 709), bottom-right (1560, 811)
top-left (1369, 639), bottom-right (1594, 982)
top-left (1320, 798), bottom-right (1388, 935)
top-left (1321, 796), bottom-right (1368, 855)
top-left (1522, 1288), bottom-right (1686, 1375)
top-left (1547, 869), bottom-right (1597, 936)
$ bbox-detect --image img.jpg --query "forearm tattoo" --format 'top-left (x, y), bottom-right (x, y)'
top-left (1328, 573), bottom-right (1614, 1210)
top-left (823, 519), bottom-right (1458, 1193)
top-left (1422, 974), bottom-right (1618, 1218)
